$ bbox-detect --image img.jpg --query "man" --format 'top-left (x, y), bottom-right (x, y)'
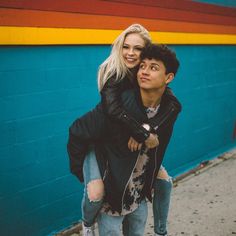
top-left (67, 44), bottom-right (181, 235)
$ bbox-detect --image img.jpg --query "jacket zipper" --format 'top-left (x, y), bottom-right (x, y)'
top-left (102, 160), bottom-right (109, 181)
top-left (150, 146), bottom-right (158, 193)
top-left (150, 106), bottom-right (175, 192)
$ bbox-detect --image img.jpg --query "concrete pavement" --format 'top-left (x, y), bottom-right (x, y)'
top-left (56, 148), bottom-right (236, 236)
top-left (145, 149), bottom-right (236, 236)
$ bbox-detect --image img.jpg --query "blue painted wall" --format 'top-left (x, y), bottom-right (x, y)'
top-left (193, 0), bottom-right (236, 7)
top-left (0, 45), bottom-right (236, 235)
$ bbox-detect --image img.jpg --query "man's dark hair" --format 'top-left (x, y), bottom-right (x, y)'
top-left (140, 44), bottom-right (179, 75)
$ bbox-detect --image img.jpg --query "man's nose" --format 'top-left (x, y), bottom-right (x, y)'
top-left (142, 67), bottom-right (149, 74)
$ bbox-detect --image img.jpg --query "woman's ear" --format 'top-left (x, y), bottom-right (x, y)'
top-left (165, 73), bottom-right (174, 84)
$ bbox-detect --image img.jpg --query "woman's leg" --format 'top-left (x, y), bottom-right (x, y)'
top-left (152, 166), bottom-right (173, 236)
top-left (82, 149), bottom-right (104, 227)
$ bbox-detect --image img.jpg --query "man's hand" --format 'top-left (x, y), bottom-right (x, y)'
top-left (145, 133), bottom-right (159, 149)
top-left (128, 137), bottom-right (142, 152)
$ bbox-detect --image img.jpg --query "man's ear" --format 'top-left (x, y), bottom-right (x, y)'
top-left (165, 73), bottom-right (174, 84)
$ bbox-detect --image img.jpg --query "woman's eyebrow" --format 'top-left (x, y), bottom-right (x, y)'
top-left (124, 43), bottom-right (143, 47)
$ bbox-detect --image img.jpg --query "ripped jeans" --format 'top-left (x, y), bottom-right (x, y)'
top-left (82, 149), bottom-right (104, 226)
top-left (153, 166), bottom-right (173, 235)
top-left (82, 150), bottom-right (172, 235)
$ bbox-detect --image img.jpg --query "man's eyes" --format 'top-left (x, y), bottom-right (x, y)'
top-left (151, 66), bottom-right (158, 71)
top-left (140, 64), bottom-right (158, 71)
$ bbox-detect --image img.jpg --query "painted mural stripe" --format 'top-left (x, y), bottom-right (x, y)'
top-left (1, 0), bottom-right (236, 17)
top-left (0, 1), bottom-right (236, 26)
top-left (1, 27), bottom-right (236, 45)
top-left (105, 0), bottom-right (236, 16)
top-left (1, 8), bottom-right (236, 35)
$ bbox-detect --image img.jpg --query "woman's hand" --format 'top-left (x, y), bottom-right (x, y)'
top-left (145, 133), bottom-right (159, 149)
top-left (128, 137), bottom-right (142, 152)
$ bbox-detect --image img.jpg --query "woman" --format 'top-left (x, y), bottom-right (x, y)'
top-left (81, 24), bottom-right (179, 236)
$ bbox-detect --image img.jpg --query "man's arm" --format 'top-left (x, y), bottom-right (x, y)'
top-left (67, 104), bottom-right (106, 182)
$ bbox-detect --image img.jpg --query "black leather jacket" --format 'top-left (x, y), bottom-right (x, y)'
top-left (101, 74), bottom-right (181, 142)
top-left (67, 88), bottom-right (181, 213)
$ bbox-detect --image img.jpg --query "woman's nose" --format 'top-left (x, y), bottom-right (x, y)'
top-left (128, 48), bottom-right (134, 55)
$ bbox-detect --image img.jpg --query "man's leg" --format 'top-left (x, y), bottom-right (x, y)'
top-left (82, 149), bottom-right (104, 234)
top-left (97, 212), bottom-right (123, 236)
top-left (123, 200), bottom-right (148, 236)
top-left (153, 167), bottom-right (172, 236)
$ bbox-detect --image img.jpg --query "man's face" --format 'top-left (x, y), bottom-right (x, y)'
top-left (137, 58), bottom-right (173, 91)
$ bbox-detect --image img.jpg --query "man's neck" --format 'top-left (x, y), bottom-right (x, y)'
top-left (140, 87), bottom-right (165, 108)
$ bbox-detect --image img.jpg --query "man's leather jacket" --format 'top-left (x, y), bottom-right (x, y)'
top-left (67, 88), bottom-right (181, 213)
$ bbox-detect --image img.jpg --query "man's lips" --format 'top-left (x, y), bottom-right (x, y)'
top-left (139, 77), bottom-right (150, 82)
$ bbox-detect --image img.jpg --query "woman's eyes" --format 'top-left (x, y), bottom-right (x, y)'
top-left (135, 47), bottom-right (143, 51)
top-left (122, 46), bottom-right (143, 51)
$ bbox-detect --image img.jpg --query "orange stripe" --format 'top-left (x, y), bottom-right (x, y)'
top-left (0, 0), bottom-right (235, 26)
top-left (1, 8), bottom-right (236, 35)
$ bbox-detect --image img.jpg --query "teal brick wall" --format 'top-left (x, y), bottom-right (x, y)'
top-left (193, 0), bottom-right (236, 7)
top-left (0, 45), bottom-right (236, 235)
top-left (163, 45), bottom-right (236, 175)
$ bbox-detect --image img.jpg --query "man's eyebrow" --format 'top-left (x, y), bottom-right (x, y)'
top-left (140, 60), bottom-right (160, 65)
top-left (150, 62), bottom-right (160, 67)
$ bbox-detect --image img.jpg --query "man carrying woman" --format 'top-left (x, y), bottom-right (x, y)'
top-left (67, 24), bottom-right (181, 236)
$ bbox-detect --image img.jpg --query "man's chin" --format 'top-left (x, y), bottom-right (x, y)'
top-left (139, 85), bottom-right (151, 90)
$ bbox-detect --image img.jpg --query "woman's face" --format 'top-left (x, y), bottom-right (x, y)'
top-left (122, 33), bottom-right (145, 69)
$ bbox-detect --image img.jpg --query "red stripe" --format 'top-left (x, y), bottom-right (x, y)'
top-left (105, 0), bottom-right (236, 17)
top-left (1, 8), bottom-right (236, 35)
top-left (0, 0), bottom-right (236, 26)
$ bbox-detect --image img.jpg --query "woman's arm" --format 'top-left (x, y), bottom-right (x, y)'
top-left (101, 75), bottom-right (150, 143)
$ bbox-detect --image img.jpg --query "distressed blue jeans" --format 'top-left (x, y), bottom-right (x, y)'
top-left (82, 150), bottom-right (103, 226)
top-left (153, 169), bottom-right (173, 235)
top-left (97, 200), bottom-right (147, 236)
top-left (82, 151), bottom-right (172, 235)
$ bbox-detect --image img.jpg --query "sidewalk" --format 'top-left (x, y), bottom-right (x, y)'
top-left (57, 148), bottom-right (236, 236)
top-left (145, 149), bottom-right (236, 236)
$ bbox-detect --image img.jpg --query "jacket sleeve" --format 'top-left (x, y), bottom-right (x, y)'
top-left (155, 109), bottom-right (180, 168)
top-left (67, 104), bottom-right (105, 182)
top-left (101, 76), bottom-right (150, 143)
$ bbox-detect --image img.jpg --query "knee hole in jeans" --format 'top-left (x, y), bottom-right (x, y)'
top-left (157, 168), bottom-right (172, 182)
top-left (87, 179), bottom-right (104, 202)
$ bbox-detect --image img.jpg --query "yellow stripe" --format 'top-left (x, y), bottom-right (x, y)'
top-left (1, 26), bottom-right (236, 45)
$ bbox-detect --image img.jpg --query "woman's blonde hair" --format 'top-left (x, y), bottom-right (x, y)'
top-left (97, 24), bottom-right (151, 91)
